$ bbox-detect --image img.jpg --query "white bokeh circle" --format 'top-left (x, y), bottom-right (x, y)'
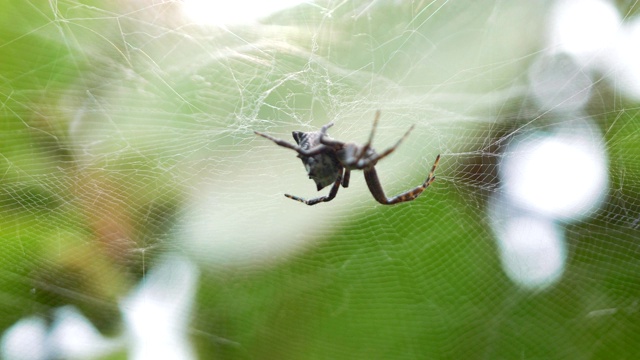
top-left (501, 131), bottom-right (607, 221)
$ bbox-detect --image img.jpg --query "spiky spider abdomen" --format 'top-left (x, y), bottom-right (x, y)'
top-left (293, 130), bottom-right (341, 190)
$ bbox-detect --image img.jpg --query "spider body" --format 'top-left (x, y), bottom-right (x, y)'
top-left (292, 130), bottom-right (341, 191)
top-left (255, 111), bottom-right (440, 205)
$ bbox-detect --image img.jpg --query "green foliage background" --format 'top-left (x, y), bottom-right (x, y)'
top-left (1, 1), bottom-right (640, 359)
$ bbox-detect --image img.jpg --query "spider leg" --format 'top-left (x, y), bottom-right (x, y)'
top-left (342, 169), bottom-right (351, 188)
top-left (285, 169), bottom-right (344, 205)
top-left (318, 122), bottom-right (345, 147)
top-left (365, 110), bottom-right (381, 146)
top-left (255, 131), bottom-right (328, 156)
top-left (363, 154), bottom-right (440, 205)
top-left (320, 122), bottom-right (334, 134)
top-left (370, 124), bottom-right (415, 163)
top-left (318, 112), bottom-right (381, 155)
top-left (354, 110), bottom-right (381, 162)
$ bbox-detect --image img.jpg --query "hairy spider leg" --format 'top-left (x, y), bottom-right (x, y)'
top-left (285, 168), bottom-right (344, 205)
top-left (254, 131), bottom-right (328, 156)
top-left (363, 154), bottom-right (440, 205)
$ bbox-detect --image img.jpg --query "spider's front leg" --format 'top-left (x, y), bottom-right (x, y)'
top-left (254, 131), bottom-right (328, 156)
top-left (364, 154), bottom-right (440, 205)
top-left (285, 169), bottom-right (344, 205)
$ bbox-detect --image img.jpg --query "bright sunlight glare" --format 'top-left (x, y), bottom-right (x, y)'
top-left (550, 0), bottom-right (640, 100)
top-left (550, 0), bottom-right (621, 57)
top-left (181, 0), bottom-right (307, 25)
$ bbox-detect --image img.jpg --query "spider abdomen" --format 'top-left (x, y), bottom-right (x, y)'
top-left (300, 153), bottom-right (341, 191)
top-left (292, 130), bottom-right (342, 191)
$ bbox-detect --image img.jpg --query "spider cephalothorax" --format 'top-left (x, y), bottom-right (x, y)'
top-left (255, 111), bottom-right (440, 205)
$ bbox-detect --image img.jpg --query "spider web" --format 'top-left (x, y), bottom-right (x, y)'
top-left (1, 0), bottom-right (640, 359)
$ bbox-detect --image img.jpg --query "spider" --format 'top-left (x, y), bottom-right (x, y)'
top-left (254, 110), bottom-right (440, 205)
